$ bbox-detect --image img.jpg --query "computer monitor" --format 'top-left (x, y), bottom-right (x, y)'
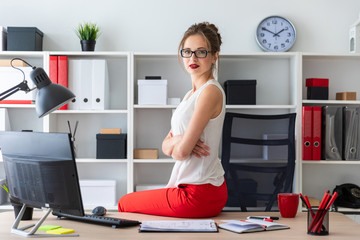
top-left (0, 131), bottom-right (83, 237)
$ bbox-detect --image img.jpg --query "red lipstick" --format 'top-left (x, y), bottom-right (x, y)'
top-left (189, 64), bottom-right (199, 69)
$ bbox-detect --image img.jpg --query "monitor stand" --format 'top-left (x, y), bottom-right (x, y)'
top-left (11, 203), bottom-right (79, 237)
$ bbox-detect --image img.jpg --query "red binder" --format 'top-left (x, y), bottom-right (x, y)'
top-left (312, 107), bottom-right (322, 160)
top-left (49, 56), bottom-right (58, 83)
top-left (302, 106), bottom-right (312, 160)
top-left (58, 56), bottom-right (68, 110)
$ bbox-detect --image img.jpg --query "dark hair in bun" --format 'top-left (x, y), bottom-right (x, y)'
top-left (179, 22), bottom-right (222, 54)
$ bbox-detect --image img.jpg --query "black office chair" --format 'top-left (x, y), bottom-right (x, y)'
top-left (221, 112), bottom-right (296, 212)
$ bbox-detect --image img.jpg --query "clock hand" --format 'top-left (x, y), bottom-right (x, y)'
top-left (274, 29), bottom-right (285, 37)
top-left (261, 27), bottom-right (276, 35)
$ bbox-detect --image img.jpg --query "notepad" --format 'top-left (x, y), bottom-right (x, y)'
top-left (38, 225), bottom-right (61, 231)
top-left (139, 220), bottom-right (218, 232)
top-left (219, 219), bottom-right (289, 234)
top-left (46, 228), bottom-right (75, 235)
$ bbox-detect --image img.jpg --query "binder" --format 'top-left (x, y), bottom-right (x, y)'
top-left (302, 106), bottom-right (312, 160)
top-left (58, 56), bottom-right (68, 110)
top-left (322, 106), bottom-right (343, 160)
top-left (78, 60), bottom-right (93, 109)
top-left (68, 59), bottom-right (82, 110)
top-left (343, 106), bottom-right (360, 160)
top-left (91, 59), bottom-right (109, 110)
top-left (312, 106), bottom-right (322, 160)
top-left (49, 56), bottom-right (58, 83)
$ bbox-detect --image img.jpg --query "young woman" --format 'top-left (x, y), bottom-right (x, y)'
top-left (118, 22), bottom-right (227, 218)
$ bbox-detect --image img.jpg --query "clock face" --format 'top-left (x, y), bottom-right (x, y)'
top-left (256, 16), bottom-right (296, 52)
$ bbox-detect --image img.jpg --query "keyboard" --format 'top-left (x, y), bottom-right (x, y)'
top-left (53, 212), bottom-right (141, 228)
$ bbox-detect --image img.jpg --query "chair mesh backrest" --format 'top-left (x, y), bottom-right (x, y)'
top-left (221, 112), bottom-right (296, 211)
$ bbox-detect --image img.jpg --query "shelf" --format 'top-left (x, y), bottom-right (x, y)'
top-left (0, 104), bottom-right (35, 109)
top-left (134, 105), bottom-right (177, 109)
top-left (302, 160), bottom-right (360, 165)
top-left (134, 159), bottom-right (175, 163)
top-left (226, 105), bottom-right (296, 109)
top-left (52, 109), bottom-right (128, 114)
top-left (75, 158), bottom-right (128, 163)
top-left (303, 100), bottom-right (360, 105)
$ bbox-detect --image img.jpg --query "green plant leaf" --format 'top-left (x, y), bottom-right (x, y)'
top-left (76, 22), bottom-right (101, 40)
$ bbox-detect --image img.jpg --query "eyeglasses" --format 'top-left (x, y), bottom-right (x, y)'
top-left (180, 49), bottom-right (211, 58)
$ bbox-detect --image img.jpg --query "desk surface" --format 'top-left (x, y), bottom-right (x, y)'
top-left (0, 210), bottom-right (359, 239)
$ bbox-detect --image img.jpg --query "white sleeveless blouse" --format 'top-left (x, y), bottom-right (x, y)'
top-left (166, 79), bottom-right (226, 188)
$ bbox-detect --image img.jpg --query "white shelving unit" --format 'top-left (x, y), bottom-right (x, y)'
top-left (301, 53), bottom-right (360, 212)
top-left (1, 51), bottom-right (359, 213)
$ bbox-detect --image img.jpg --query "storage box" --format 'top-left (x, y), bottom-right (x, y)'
top-left (306, 78), bottom-right (329, 100)
top-left (336, 92), bottom-right (356, 100)
top-left (7, 27), bottom-right (43, 51)
top-left (138, 79), bottom-right (167, 105)
top-left (100, 128), bottom-right (122, 134)
top-left (134, 148), bottom-right (159, 159)
top-left (0, 27), bottom-right (6, 51)
top-left (79, 180), bottom-right (116, 207)
top-left (96, 133), bottom-right (127, 159)
top-left (224, 80), bottom-right (256, 105)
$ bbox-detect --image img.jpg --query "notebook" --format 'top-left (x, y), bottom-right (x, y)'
top-left (218, 219), bottom-right (289, 234)
top-left (139, 220), bottom-right (218, 232)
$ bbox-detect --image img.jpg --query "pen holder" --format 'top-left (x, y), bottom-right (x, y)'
top-left (307, 208), bottom-right (329, 235)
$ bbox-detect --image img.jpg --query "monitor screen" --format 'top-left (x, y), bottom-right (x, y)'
top-left (0, 131), bottom-right (84, 216)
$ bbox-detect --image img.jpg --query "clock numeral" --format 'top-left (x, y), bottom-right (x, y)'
top-left (274, 45), bottom-right (279, 50)
top-left (285, 39), bottom-right (290, 43)
top-left (267, 43), bottom-right (272, 48)
top-left (287, 33), bottom-right (292, 37)
top-left (260, 33), bottom-right (265, 37)
top-left (272, 20), bottom-right (277, 24)
top-left (262, 39), bottom-right (267, 44)
top-left (281, 43), bottom-right (286, 48)
top-left (285, 26), bottom-right (289, 30)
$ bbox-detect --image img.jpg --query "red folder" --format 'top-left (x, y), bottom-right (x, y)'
top-left (0, 100), bottom-right (33, 104)
top-left (58, 56), bottom-right (68, 110)
top-left (302, 106), bottom-right (312, 160)
top-left (312, 107), bottom-right (322, 160)
top-left (49, 56), bottom-right (58, 83)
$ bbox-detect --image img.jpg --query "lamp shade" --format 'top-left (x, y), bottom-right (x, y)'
top-left (30, 67), bottom-right (75, 118)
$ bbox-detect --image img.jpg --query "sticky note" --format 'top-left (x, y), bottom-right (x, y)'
top-left (38, 225), bottom-right (61, 231)
top-left (46, 228), bottom-right (75, 235)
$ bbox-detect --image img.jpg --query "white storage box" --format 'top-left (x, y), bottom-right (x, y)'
top-left (138, 79), bottom-right (167, 105)
top-left (0, 27), bottom-right (6, 51)
top-left (79, 180), bottom-right (116, 207)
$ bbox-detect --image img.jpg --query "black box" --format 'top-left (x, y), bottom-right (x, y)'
top-left (7, 27), bottom-right (43, 51)
top-left (307, 87), bottom-right (328, 100)
top-left (224, 80), bottom-right (256, 105)
top-left (96, 134), bottom-right (127, 159)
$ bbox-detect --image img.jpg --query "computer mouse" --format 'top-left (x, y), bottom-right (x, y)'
top-left (92, 206), bottom-right (107, 216)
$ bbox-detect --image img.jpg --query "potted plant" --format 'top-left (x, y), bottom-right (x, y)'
top-left (1, 181), bottom-right (33, 220)
top-left (76, 22), bottom-right (101, 51)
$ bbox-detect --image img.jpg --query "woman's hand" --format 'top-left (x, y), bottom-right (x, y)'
top-left (191, 139), bottom-right (210, 158)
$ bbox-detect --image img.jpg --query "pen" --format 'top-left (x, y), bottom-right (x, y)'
top-left (247, 216), bottom-right (279, 220)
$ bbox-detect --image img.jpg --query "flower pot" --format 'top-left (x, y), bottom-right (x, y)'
top-left (80, 40), bottom-right (96, 51)
top-left (12, 203), bottom-right (33, 220)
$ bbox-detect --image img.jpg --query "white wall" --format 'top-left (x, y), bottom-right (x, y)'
top-left (1, 0), bottom-right (360, 53)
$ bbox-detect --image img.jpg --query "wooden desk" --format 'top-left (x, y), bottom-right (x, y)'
top-left (0, 210), bottom-right (358, 239)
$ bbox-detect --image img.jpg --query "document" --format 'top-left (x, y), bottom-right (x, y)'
top-left (218, 219), bottom-right (289, 233)
top-left (139, 220), bottom-right (218, 232)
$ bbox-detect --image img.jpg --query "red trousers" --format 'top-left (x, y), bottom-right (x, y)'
top-left (118, 181), bottom-right (227, 218)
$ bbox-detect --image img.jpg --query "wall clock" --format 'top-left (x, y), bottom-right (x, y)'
top-left (256, 16), bottom-right (296, 52)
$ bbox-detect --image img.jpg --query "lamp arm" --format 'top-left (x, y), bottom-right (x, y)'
top-left (0, 80), bottom-right (32, 101)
